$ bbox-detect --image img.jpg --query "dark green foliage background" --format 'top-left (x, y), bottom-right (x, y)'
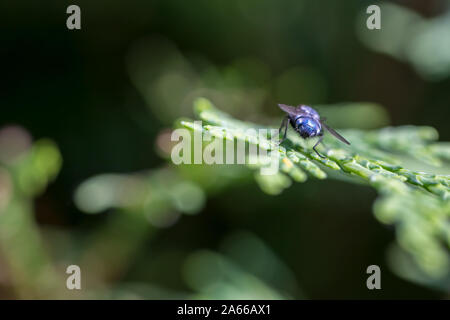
top-left (0, 0), bottom-right (449, 299)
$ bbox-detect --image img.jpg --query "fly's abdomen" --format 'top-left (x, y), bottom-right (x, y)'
top-left (294, 116), bottom-right (321, 138)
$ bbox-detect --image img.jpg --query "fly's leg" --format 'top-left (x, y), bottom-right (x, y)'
top-left (278, 116), bottom-right (289, 145)
top-left (312, 135), bottom-right (326, 158)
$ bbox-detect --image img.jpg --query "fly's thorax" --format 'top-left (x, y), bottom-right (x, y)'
top-left (299, 105), bottom-right (321, 121)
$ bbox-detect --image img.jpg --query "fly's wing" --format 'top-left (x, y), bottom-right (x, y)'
top-left (321, 122), bottom-right (351, 145)
top-left (278, 104), bottom-right (302, 116)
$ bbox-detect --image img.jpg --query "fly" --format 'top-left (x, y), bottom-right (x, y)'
top-left (278, 104), bottom-right (350, 158)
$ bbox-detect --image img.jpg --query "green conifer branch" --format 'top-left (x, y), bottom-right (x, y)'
top-left (180, 98), bottom-right (450, 281)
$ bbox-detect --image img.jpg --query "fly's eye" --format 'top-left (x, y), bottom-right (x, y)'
top-left (295, 117), bottom-right (321, 137)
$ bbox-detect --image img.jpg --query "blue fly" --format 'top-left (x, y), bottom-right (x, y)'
top-left (278, 104), bottom-right (350, 158)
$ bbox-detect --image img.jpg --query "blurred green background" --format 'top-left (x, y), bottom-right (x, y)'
top-left (0, 0), bottom-right (449, 299)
